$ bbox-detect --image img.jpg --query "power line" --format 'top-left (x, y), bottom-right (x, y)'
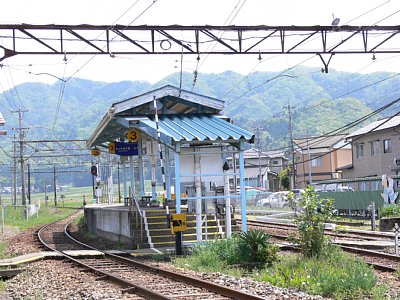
top-left (192, 0), bottom-right (247, 88)
top-left (263, 95), bottom-right (400, 154)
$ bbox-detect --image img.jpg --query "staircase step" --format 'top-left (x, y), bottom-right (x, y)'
top-left (149, 227), bottom-right (220, 238)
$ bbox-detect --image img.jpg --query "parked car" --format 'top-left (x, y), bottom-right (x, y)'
top-left (256, 191), bottom-right (290, 208)
top-left (336, 186), bottom-right (354, 192)
top-left (292, 188), bottom-right (304, 197)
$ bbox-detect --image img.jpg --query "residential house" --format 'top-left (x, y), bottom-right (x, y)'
top-left (227, 148), bottom-right (287, 191)
top-left (293, 134), bottom-right (352, 188)
top-left (343, 116), bottom-right (400, 179)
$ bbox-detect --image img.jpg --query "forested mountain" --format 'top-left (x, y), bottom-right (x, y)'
top-left (1, 67), bottom-right (398, 154)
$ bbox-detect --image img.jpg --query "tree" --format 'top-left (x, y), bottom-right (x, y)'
top-left (278, 168), bottom-right (291, 190)
top-left (292, 186), bottom-right (335, 258)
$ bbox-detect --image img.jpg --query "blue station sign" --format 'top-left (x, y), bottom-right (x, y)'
top-left (114, 142), bottom-right (138, 156)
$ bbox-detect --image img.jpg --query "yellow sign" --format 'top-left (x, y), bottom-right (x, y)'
top-left (127, 129), bottom-right (140, 142)
top-left (91, 148), bottom-right (101, 157)
top-left (170, 213), bottom-right (187, 234)
top-left (108, 142), bottom-right (115, 154)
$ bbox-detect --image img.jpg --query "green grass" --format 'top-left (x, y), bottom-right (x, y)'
top-left (173, 241), bottom-right (385, 300)
top-left (259, 246), bottom-right (384, 300)
top-left (1, 206), bottom-right (75, 232)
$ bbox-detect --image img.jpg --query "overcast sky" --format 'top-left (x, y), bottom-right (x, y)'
top-left (1, 0), bottom-right (400, 88)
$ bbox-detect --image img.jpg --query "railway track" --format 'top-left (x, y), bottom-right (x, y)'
top-left (245, 219), bottom-right (400, 272)
top-left (246, 219), bottom-right (395, 241)
top-left (37, 214), bottom-right (265, 300)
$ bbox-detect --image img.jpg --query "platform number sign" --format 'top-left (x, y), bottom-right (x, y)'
top-left (127, 129), bottom-right (140, 142)
top-left (108, 142), bottom-right (116, 154)
top-left (91, 148), bottom-right (100, 157)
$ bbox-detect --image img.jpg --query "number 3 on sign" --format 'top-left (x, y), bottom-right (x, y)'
top-left (91, 148), bottom-right (101, 156)
top-left (127, 129), bottom-right (140, 142)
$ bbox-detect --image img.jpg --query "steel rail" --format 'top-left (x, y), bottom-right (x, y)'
top-left (38, 216), bottom-right (170, 300)
top-left (281, 244), bottom-right (397, 272)
top-left (246, 219), bottom-right (399, 272)
top-left (64, 222), bottom-right (266, 300)
top-left (38, 215), bottom-right (266, 300)
top-left (245, 219), bottom-right (395, 240)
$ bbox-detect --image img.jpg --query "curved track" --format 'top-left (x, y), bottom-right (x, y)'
top-left (38, 214), bottom-right (265, 300)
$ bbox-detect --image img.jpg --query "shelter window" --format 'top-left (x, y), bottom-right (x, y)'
top-left (356, 143), bottom-right (364, 158)
top-left (311, 156), bottom-right (323, 167)
top-left (383, 139), bottom-right (392, 153)
top-left (272, 160), bottom-right (279, 165)
top-left (370, 140), bottom-right (380, 156)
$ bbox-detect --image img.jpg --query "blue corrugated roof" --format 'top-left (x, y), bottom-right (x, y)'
top-left (139, 115), bottom-right (254, 143)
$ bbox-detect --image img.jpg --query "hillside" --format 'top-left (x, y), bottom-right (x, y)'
top-left (1, 67), bottom-right (398, 153)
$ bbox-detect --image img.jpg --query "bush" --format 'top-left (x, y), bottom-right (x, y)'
top-left (237, 230), bottom-right (279, 269)
top-left (174, 231), bottom-right (279, 273)
top-left (292, 186), bottom-right (335, 258)
top-left (380, 204), bottom-right (400, 217)
top-left (258, 245), bottom-right (384, 300)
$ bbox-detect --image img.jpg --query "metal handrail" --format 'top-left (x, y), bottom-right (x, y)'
top-left (130, 188), bottom-right (144, 242)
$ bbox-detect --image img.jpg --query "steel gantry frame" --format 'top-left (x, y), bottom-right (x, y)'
top-left (0, 24), bottom-right (400, 71)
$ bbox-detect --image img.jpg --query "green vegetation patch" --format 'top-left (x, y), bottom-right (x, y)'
top-left (2, 206), bottom-right (75, 232)
top-left (174, 230), bottom-right (279, 275)
top-left (380, 204), bottom-right (400, 218)
top-left (259, 246), bottom-right (384, 300)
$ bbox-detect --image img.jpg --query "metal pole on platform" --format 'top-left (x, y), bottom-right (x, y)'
top-left (175, 144), bottom-right (181, 213)
top-left (174, 144), bottom-right (183, 255)
top-left (129, 156), bottom-right (135, 197)
top-left (153, 96), bottom-right (167, 206)
top-left (194, 147), bottom-right (202, 243)
top-left (138, 140), bottom-right (145, 198)
top-left (122, 158), bottom-right (127, 204)
top-left (117, 161), bottom-right (121, 203)
top-left (224, 162), bottom-right (231, 238)
top-left (165, 147), bottom-right (171, 200)
top-left (239, 141), bottom-right (247, 233)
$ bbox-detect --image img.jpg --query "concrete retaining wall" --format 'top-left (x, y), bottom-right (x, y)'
top-left (84, 204), bottom-right (134, 247)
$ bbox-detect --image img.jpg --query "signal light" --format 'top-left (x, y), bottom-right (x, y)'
top-left (90, 166), bottom-right (97, 176)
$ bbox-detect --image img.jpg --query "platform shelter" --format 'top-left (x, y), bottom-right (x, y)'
top-left (86, 85), bottom-right (254, 235)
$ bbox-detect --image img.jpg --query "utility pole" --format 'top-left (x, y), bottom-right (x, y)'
top-left (53, 165), bottom-right (57, 207)
top-left (12, 135), bottom-right (17, 208)
top-left (307, 139), bottom-right (312, 186)
top-left (253, 125), bottom-right (263, 188)
top-left (11, 109), bottom-right (28, 208)
top-left (27, 162), bottom-right (31, 205)
top-left (283, 102), bottom-right (296, 189)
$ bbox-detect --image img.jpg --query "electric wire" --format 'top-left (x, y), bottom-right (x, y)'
top-left (262, 95), bottom-right (400, 154)
top-left (298, 72), bottom-right (400, 113)
top-left (342, 0), bottom-right (392, 25)
top-left (65, 0), bottom-right (158, 82)
top-left (192, 0), bottom-right (247, 88)
top-left (226, 55), bottom-right (317, 105)
top-left (297, 108), bottom-right (400, 168)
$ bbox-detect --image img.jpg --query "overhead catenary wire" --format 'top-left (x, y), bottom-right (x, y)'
top-left (65, 0), bottom-right (158, 82)
top-left (192, 0), bottom-right (247, 88)
top-left (263, 95), bottom-right (400, 154)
